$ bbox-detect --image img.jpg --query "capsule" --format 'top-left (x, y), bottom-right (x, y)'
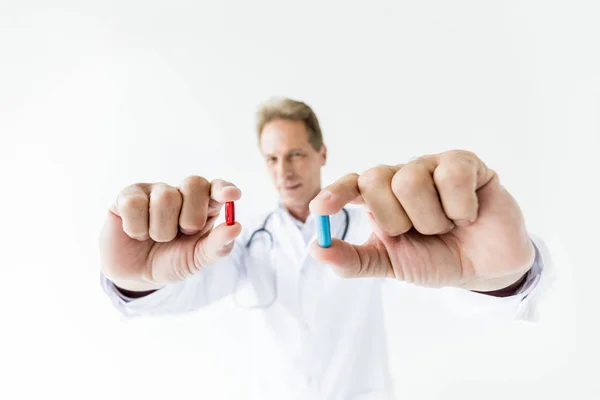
top-left (316, 215), bottom-right (332, 248)
top-left (225, 201), bottom-right (235, 226)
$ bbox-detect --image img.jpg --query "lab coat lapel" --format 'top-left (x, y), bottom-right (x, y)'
top-left (275, 210), bottom-right (307, 269)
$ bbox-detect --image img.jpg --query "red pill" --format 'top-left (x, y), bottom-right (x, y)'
top-left (225, 201), bottom-right (235, 226)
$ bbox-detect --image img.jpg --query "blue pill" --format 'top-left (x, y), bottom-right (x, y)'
top-left (316, 215), bottom-right (332, 248)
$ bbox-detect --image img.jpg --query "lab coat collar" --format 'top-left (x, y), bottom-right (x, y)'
top-left (274, 197), bottom-right (346, 227)
top-left (274, 202), bottom-right (307, 266)
top-left (275, 200), bottom-right (346, 231)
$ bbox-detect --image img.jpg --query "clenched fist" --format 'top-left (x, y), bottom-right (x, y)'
top-left (99, 176), bottom-right (242, 292)
top-left (309, 150), bottom-right (535, 292)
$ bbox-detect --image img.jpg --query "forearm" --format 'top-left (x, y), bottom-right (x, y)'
top-left (101, 257), bottom-right (242, 317)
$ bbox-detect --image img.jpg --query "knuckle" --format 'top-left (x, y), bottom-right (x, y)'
top-left (119, 193), bottom-right (149, 213)
top-left (414, 224), bottom-right (442, 236)
top-left (181, 175), bottom-right (210, 192)
top-left (180, 220), bottom-right (204, 232)
top-left (384, 222), bottom-right (412, 237)
top-left (391, 166), bottom-right (429, 197)
top-left (149, 187), bottom-right (181, 243)
top-left (372, 211), bottom-right (412, 236)
top-left (345, 172), bottom-right (360, 182)
top-left (444, 149), bottom-right (478, 168)
top-left (411, 154), bottom-right (434, 164)
top-left (435, 162), bottom-right (472, 188)
top-left (152, 186), bottom-right (182, 208)
top-left (448, 149), bottom-right (477, 160)
top-left (358, 166), bottom-right (389, 190)
top-left (122, 182), bottom-right (146, 192)
top-left (150, 229), bottom-right (177, 243)
top-left (123, 225), bottom-right (148, 239)
top-left (416, 218), bottom-right (454, 235)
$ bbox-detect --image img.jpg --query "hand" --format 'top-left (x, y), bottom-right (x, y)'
top-left (99, 176), bottom-right (242, 292)
top-left (308, 150), bottom-right (535, 292)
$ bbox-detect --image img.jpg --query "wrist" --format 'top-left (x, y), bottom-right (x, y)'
top-left (471, 269), bottom-right (530, 297)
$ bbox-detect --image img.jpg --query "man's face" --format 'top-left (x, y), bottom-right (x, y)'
top-left (259, 119), bottom-right (327, 209)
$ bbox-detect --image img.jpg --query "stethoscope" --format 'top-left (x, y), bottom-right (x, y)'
top-left (233, 208), bottom-right (350, 309)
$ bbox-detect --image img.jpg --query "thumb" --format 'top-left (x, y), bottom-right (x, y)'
top-left (193, 222), bottom-right (242, 268)
top-left (308, 237), bottom-right (394, 279)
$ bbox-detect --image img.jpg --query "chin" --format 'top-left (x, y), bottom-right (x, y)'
top-left (281, 194), bottom-right (307, 208)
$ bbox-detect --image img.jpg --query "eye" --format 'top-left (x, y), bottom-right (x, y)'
top-left (266, 156), bottom-right (276, 164)
top-left (291, 152), bottom-right (303, 158)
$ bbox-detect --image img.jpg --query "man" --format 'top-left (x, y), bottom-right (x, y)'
top-left (99, 97), bottom-right (549, 399)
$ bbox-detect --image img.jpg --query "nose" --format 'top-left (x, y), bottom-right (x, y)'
top-left (276, 159), bottom-right (293, 178)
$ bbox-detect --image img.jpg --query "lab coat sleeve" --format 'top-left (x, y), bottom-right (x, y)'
top-left (422, 234), bottom-right (555, 322)
top-left (100, 236), bottom-right (246, 318)
top-left (355, 207), bottom-right (554, 322)
top-left (349, 196), bottom-right (556, 322)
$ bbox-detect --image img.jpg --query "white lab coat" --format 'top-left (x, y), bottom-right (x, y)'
top-left (102, 203), bottom-right (553, 400)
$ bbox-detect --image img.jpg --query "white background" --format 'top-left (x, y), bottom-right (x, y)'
top-left (1, 0), bottom-right (598, 399)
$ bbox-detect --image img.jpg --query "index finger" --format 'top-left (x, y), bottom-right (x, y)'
top-left (309, 173), bottom-right (362, 215)
top-left (209, 179), bottom-right (242, 203)
top-left (205, 179), bottom-right (242, 218)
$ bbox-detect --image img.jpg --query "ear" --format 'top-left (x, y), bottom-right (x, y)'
top-left (320, 144), bottom-right (327, 166)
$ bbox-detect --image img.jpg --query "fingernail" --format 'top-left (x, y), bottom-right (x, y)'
top-left (181, 228), bottom-right (199, 235)
top-left (219, 240), bottom-right (234, 252)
